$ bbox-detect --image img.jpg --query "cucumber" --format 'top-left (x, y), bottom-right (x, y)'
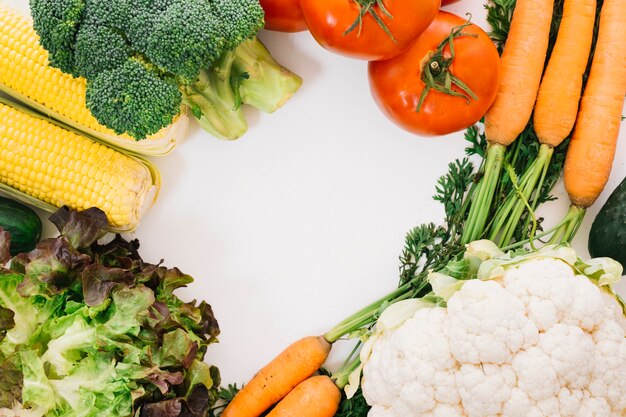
top-left (588, 176), bottom-right (626, 267)
top-left (0, 196), bottom-right (42, 255)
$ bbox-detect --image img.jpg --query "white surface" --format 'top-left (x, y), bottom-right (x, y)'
top-left (10, 0), bottom-right (626, 386)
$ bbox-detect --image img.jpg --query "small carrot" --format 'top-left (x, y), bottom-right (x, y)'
top-left (563, 0), bottom-right (626, 208)
top-left (461, 0), bottom-right (554, 244)
top-left (540, 0), bottom-right (626, 245)
top-left (533, 0), bottom-right (597, 146)
top-left (266, 375), bottom-right (341, 417)
top-left (484, 0), bottom-right (554, 146)
top-left (221, 335), bottom-right (331, 417)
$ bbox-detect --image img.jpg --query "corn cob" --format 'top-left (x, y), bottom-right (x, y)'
top-left (0, 3), bottom-right (188, 156)
top-left (0, 96), bottom-right (160, 231)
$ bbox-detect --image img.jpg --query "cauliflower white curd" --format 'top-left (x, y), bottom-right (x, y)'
top-left (359, 242), bottom-right (626, 417)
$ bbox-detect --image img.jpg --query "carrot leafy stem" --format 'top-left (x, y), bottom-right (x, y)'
top-left (343, 0), bottom-right (396, 42)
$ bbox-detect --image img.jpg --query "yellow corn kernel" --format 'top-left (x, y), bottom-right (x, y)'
top-left (0, 100), bottom-right (158, 230)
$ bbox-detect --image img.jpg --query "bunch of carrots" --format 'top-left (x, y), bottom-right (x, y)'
top-left (219, 0), bottom-right (625, 414)
top-left (466, 0), bottom-right (625, 247)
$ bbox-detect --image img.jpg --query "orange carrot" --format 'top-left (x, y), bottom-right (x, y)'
top-left (484, 0), bottom-right (554, 146)
top-left (534, 0), bottom-right (597, 147)
top-left (221, 336), bottom-right (331, 417)
top-left (266, 375), bottom-right (341, 417)
top-left (564, 0), bottom-right (626, 208)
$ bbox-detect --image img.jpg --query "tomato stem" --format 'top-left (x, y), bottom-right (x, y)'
top-left (344, 0), bottom-right (396, 42)
top-left (417, 18), bottom-right (478, 112)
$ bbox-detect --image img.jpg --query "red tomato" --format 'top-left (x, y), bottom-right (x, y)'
top-left (368, 11), bottom-right (501, 136)
top-left (300, 0), bottom-right (441, 61)
top-left (261, 0), bottom-right (308, 32)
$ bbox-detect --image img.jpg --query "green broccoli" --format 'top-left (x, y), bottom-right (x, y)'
top-left (29, 0), bottom-right (302, 141)
top-left (73, 20), bottom-right (131, 79)
top-left (209, 0), bottom-right (265, 50)
top-left (86, 60), bottom-right (183, 140)
top-left (81, 0), bottom-right (131, 29)
top-left (29, 0), bottom-right (85, 76)
top-left (142, 1), bottom-right (224, 83)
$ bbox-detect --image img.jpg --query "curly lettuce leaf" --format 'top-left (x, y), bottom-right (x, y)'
top-left (49, 206), bottom-right (108, 250)
top-left (11, 238), bottom-right (91, 297)
top-left (0, 352), bottom-right (22, 408)
top-left (48, 354), bottom-right (133, 416)
top-left (0, 305), bottom-right (14, 343)
top-left (139, 385), bottom-right (210, 417)
top-left (80, 263), bottom-right (134, 307)
top-left (20, 350), bottom-right (55, 413)
top-left (0, 271), bottom-right (61, 353)
top-left (184, 361), bottom-right (219, 398)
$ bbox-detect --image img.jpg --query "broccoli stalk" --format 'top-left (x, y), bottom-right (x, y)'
top-left (233, 37), bottom-right (303, 114)
top-left (178, 36), bottom-right (304, 140)
top-left (181, 50), bottom-right (248, 141)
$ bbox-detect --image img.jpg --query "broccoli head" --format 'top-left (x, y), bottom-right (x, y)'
top-left (29, 0), bottom-right (85, 76)
top-left (86, 60), bottom-right (182, 140)
top-left (29, 0), bottom-right (302, 141)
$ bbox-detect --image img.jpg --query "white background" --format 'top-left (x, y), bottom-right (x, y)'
top-left (7, 0), bottom-right (626, 386)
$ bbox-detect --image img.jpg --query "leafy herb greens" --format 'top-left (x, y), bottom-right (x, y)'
top-left (0, 207), bottom-right (221, 417)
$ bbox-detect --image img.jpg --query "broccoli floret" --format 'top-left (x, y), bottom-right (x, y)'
top-left (81, 0), bottom-right (131, 29)
top-left (125, 0), bottom-right (175, 52)
top-left (73, 21), bottom-right (131, 79)
top-left (209, 0), bottom-right (265, 50)
top-left (133, 0), bottom-right (176, 11)
top-left (181, 50), bottom-right (248, 140)
top-left (29, 0), bottom-right (85, 76)
top-left (232, 37), bottom-right (302, 113)
top-left (143, 1), bottom-right (224, 83)
top-left (86, 60), bottom-right (182, 140)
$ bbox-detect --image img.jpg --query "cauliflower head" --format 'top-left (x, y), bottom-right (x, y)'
top-left (360, 243), bottom-right (626, 417)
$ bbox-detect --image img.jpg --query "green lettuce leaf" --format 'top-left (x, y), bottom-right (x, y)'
top-left (20, 350), bottom-right (55, 413)
top-left (0, 271), bottom-right (60, 353)
top-left (11, 238), bottom-right (90, 297)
